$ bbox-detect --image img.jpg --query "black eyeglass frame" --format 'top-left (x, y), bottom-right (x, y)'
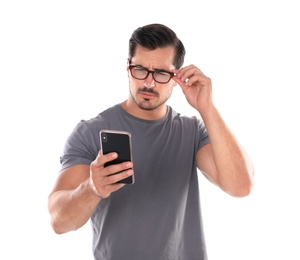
top-left (128, 65), bottom-right (175, 84)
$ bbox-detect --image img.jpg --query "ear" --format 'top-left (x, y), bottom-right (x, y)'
top-left (127, 58), bottom-right (132, 74)
top-left (126, 62), bottom-right (130, 79)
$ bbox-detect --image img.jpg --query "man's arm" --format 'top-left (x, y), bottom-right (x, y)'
top-left (172, 65), bottom-right (254, 197)
top-left (196, 106), bottom-right (254, 197)
top-left (48, 152), bottom-right (133, 234)
top-left (48, 164), bottom-right (100, 234)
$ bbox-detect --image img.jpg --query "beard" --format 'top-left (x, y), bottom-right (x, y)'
top-left (130, 86), bottom-right (172, 111)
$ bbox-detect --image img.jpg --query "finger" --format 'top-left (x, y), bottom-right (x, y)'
top-left (93, 168), bottom-right (133, 197)
top-left (175, 65), bottom-right (205, 82)
top-left (181, 68), bottom-right (198, 83)
top-left (106, 168), bottom-right (134, 185)
top-left (102, 161), bottom-right (133, 179)
top-left (172, 74), bottom-right (185, 86)
top-left (184, 74), bottom-right (204, 86)
top-left (173, 64), bottom-right (195, 78)
top-left (92, 151), bottom-right (118, 168)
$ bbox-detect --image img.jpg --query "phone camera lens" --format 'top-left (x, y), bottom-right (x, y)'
top-left (102, 133), bottom-right (107, 143)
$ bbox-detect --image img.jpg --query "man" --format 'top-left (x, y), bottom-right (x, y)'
top-left (48, 23), bottom-right (254, 259)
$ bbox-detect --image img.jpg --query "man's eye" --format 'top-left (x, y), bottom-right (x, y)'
top-left (156, 71), bottom-right (169, 76)
top-left (134, 67), bottom-right (147, 72)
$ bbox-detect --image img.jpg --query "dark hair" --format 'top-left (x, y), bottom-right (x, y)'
top-left (129, 23), bottom-right (186, 69)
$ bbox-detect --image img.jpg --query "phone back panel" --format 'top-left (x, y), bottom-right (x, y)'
top-left (100, 130), bottom-right (134, 184)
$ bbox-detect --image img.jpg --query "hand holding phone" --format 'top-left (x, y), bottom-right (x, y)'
top-left (100, 130), bottom-right (134, 184)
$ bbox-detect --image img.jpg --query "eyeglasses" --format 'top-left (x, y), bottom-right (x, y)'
top-left (128, 65), bottom-right (174, 84)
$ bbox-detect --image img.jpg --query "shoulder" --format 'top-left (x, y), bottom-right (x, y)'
top-left (169, 106), bottom-right (202, 127)
top-left (77, 104), bottom-right (121, 129)
top-left (168, 106), bottom-right (210, 147)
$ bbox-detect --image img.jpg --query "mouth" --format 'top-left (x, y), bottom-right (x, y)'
top-left (138, 87), bottom-right (159, 99)
top-left (140, 92), bottom-right (156, 99)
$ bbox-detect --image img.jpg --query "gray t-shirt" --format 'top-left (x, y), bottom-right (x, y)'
top-left (60, 104), bottom-right (210, 260)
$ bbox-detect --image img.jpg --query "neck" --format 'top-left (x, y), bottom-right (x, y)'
top-left (121, 100), bottom-right (168, 120)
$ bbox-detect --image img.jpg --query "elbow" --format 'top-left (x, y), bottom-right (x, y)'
top-left (50, 217), bottom-right (78, 235)
top-left (50, 218), bottom-right (68, 235)
top-left (232, 163), bottom-right (255, 197)
top-left (231, 182), bottom-right (253, 198)
top-left (48, 193), bottom-right (74, 235)
top-left (229, 174), bottom-right (254, 198)
top-left (48, 205), bottom-right (74, 235)
top-left (222, 166), bottom-right (255, 198)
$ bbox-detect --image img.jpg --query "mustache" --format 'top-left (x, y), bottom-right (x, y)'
top-left (138, 87), bottom-right (159, 97)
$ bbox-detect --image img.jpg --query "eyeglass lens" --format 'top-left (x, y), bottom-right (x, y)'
top-left (130, 66), bottom-right (172, 83)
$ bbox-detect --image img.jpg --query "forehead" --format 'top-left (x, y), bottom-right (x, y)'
top-left (131, 45), bottom-right (175, 70)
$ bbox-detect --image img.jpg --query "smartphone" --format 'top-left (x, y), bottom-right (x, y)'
top-left (100, 130), bottom-right (134, 184)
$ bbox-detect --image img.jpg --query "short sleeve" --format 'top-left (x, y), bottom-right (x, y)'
top-left (196, 118), bottom-right (210, 151)
top-left (59, 120), bottom-right (100, 171)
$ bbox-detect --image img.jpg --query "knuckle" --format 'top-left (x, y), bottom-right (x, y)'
top-left (107, 164), bottom-right (123, 175)
top-left (107, 173), bottom-right (120, 183)
top-left (106, 166), bottom-right (116, 174)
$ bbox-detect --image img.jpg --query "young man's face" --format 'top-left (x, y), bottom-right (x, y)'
top-left (127, 45), bottom-right (177, 111)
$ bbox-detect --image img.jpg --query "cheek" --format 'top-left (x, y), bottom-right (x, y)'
top-left (160, 85), bottom-right (173, 98)
top-left (165, 82), bottom-right (176, 91)
top-left (129, 78), bottom-right (138, 88)
top-left (129, 79), bottom-right (140, 95)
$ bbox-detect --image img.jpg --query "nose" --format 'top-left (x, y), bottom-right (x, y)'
top-left (143, 72), bottom-right (156, 88)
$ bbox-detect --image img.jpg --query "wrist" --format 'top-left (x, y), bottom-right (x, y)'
top-left (197, 103), bottom-right (217, 120)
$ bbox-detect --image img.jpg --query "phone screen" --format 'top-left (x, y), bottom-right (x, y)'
top-left (100, 130), bottom-right (134, 184)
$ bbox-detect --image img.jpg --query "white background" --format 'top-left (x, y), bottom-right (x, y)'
top-left (1, 1), bottom-right (299, 259)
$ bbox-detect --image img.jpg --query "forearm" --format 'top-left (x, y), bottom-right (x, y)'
top-left (48, 179), bottom-right (101, 234)
top-left (200, 105), bottom-right (254, 197)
